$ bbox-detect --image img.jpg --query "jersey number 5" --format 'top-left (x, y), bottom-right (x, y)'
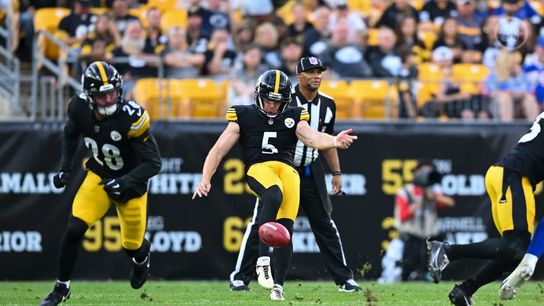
top-left (262, 132), bottom-right (278, 155)
top-left (84, 137), bottom-right (124, 170)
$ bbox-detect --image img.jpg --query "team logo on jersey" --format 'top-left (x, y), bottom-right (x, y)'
top-left (110, 130), bottom-right (122, 141)
top-left (284, 117), bottom-right (295, 128)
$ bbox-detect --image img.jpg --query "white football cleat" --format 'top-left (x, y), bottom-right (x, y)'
top-left (499, 254), bottom-right (538, 300)
top-left (270, 284), bottom-right (285, 301)
top-left (256, 256), bottom-right (274, 289)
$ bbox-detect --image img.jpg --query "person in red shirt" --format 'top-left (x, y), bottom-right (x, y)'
top-left (394, 162), bottom-right (455, 281)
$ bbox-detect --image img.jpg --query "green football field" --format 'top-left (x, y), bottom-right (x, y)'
top-left (0, 281), bottom-right (542, 305)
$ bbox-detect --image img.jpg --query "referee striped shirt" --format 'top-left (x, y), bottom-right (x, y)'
top-left (291, 84), bottom-right (337, 167)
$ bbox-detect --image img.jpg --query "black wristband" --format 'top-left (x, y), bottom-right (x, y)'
top-left (332, 171), bottom-right (342, 176)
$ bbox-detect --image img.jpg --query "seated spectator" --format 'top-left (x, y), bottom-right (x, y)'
top-left (81, 13), bottom-right (121, 50)
top-left (485, 49), bottom-right (539, 121)
top-left (111, 20), bottom-right (161, 97)
top-left (228, 44), bottom-right (269, 106)
top-left (78, 14), bottom-right (120, 76)
top-left (111, 0), bottom-right (140, 35)
top-left (524, 38), bottom-right (544, 111)
top-left (376, 0), bottom-right (419, 30)
top-left (57, 0), bottom-right (97, 49)
top-left (186, 10), bottom-right (208, 54)
top-left (255, 22), bottom-right (281, 68)
top-left (278, 38), bottom-right (303, 80)
top-left (432, 18), bottom-right (469, 63)
top-left (78, 39), bottom-right (111, 71)
top-left (395, 15), bottom-right (430, 64)
top-left (365, 27), bottom-right (402, 78)
top-left (492, 0), bottom-right (541, 26)
top-left (419, 0), bottom-right (457, 27)
top-left (233, 19), bottom-right (255, 51)
top-left (287, 1), bottom-right (314, 42)
top-left (303, 6), bottom-right (331, 57)
top-left (321, 19), bottom-right (372, 78)
top-left (478, 15), bottom-right (503, 69)
top-left (202, 29), bottom-right (237, 80)
top-left (328, 0), bottom-right (366, 43)
top-left (17, 0), bottom-right (58, 59)
top-left (422, 46), bottom-right (490, 119)
top-left (199, 0), bottom-right (230, 38)
top-left (396, 48), bottom-right (419, 119)
top-left (144, 7), bottom-right (167, 51)
top-left (455, 0), bottom-right (483, 50)
top-left (161, 27), bottom-right (205, 79)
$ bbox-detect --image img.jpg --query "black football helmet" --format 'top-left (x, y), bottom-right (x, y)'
top-left (81, 61), bottom-right (123, 116)
top-left (254, 69), bottom-right (292, 117)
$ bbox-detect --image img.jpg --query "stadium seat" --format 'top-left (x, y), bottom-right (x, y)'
top-left (417, 63), bottom-right (443, 107)
top-left (367, 28), bottom-right (379, 46)
top-left (145, 0), bottom-right (179, 11)
top-left (175, 79), bottom-right (227, 119)
top-left (410, 0), bottom-right (425, 11)
top-left (530, 0), bottom-right (544, 16)
top-left (33, 8), bottom-right (70, 60)
top-left (451, 64), bottom-right (489, 95)
top-left (161, 9), bottom-right (188, 32)
top-left (133, 78), bottom-right (181, 119)
top-left (350, 80), bottom-right (397, 119)
top-left (319, 80), bottom-right (353, 119)
top-left (347, 0), bottom-right (371, 15)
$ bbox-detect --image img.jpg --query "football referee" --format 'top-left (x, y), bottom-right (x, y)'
top-left (229, 56), bottom-right (361, 292)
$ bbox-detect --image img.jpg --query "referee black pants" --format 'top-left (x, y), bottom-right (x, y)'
top-left (229, 162), bottom-right (354, 285)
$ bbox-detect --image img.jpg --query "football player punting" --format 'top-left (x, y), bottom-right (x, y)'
top-left (192, 70), bottom-right (357, 301)
top-left (40, 61), bottom-right (162, 306)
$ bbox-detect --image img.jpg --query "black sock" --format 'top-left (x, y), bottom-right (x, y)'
top-left (460, 259), bottom-right (518, 296)
top-left (447, 231), bottom-right (530, 261)
top-left (58, 216), bottom-right (88, 281)
top-left (256, 186), bottom-right (283, 257)
top-left (272, 218), bottom-right (294, 286)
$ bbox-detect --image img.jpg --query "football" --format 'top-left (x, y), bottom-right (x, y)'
top-left (258, 222), bottom-right (291, 248)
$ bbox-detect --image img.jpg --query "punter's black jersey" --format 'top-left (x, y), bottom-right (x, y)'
top-left (63, 95), bottom-right (161, 196)
top-left (226, 105), bottom-right (309, 169)
top-left (498, 113), bottom-right (544, 185)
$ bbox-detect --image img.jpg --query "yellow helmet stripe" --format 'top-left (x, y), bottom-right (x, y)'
top-left (273, 70), bottom-right (280, 93)
top-left (96, 62), bottom-right (109, 85)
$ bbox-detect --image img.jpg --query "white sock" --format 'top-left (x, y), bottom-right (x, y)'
top-left (57, 280), bottom-right (70, 289)
top-left (257, 256), bottom-right (270, 266)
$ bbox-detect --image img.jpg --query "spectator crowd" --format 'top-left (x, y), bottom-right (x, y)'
top-left (2, 0), bottom-right (544, 121)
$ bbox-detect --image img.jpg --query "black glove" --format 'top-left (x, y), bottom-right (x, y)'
top-left (52, 171), bottom-right (70, 188)
top-left (99, 178), bottom-right (125, 200)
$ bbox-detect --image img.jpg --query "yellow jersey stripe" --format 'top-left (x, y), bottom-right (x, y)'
top-left (131, 110), bottom-right (148, 129)
top-left (96, 61), bottom-right (109, 85)
top-left (300, 109), bottom-right (309, 121)
top-left (128, 111), bottom-right (150, 138)
top-left (273, 70), bottom-right (280, 93)
top-left (226, 107), bottom-right (238, 122)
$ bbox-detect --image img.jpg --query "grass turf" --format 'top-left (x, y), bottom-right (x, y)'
top-left (1, 281), bottom-right (543, 305)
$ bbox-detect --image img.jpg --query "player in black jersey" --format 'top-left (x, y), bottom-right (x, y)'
top-left (427, 113), bottom-right (544, 306)
top-left (192, 69), bottom-right (357, 301)
top-left (40, 61), bottom-right (162, 306)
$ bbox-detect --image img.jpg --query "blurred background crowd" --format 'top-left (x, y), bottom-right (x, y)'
top-left (1, 0), bottom-right (544, 121)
